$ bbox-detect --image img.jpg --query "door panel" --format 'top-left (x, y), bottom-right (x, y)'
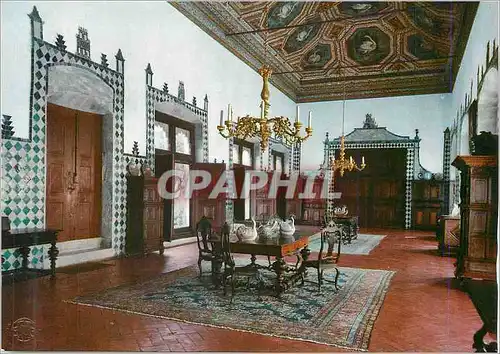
top-left (46, 103), bottom-right (102, 241)
top-left (74, 110), bottom-right (102, 239)
top-left (46, 103), bottom-right (76, 242)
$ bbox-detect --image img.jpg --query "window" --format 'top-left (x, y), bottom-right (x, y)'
top-left (154, 122), bottom-right (170, 150)
top-left (175, 127), bottom-right (191, 155)
top-left (155, 111), bottom-right (195, 237)
top-left (242, 147), bottom-right (252, 166)
top-left (232, 145), bottom-right (240, 165)
top-left (272, 150), bottom-right (285, 172)
top-left (275, 156), bottom-right (283, 172)
top-left (173, 162), bottom-right (190, 229)
top-left (233, 138), bottom-right (254, 168)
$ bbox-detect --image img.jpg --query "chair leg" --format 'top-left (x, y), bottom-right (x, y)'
top-left (223, 273), bottom-right (228, 296)
top-left (230, 275), bottom-right (235, 303)
top-left (334, 267), bottom-right (340, 291)
top-left (197, 258), bottom-right (202, 278)
top-left (317, 268), bottom-right (322, 292)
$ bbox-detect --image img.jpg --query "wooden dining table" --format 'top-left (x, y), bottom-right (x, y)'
top-left (209, 230), bottom-right (312, 296)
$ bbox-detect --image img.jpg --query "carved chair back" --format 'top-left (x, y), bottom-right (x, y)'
top-left (196, 216), bottom-right (212, 252)
top-left (318, 222), bottom-right (343, 263)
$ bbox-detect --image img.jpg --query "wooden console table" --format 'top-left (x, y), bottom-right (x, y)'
top-left (2, 228), bottom-right (59, 283)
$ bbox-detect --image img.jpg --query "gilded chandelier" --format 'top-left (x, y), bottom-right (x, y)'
top-left (329, 135), bottom-right (366, 177)
top-left (217, 64), bottom-right (312, 150)
top-left (328, 72), bottom-right (366, 177)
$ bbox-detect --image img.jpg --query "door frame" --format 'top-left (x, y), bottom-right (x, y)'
top-left (154, 110), bottom-right (196, 238)
top-left (45, 102), bottom-right (104, 242)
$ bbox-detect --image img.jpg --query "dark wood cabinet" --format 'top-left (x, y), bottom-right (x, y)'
top-left (452, 156), bottom-right (497, 281)
top-left (412, 180), bottom-right (443, 230)
top-left (126, 176), bottom-right (164, 256)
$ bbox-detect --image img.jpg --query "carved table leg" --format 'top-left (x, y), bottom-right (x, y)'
top-left (343, 225), bottom-right (352, 244)
top-left (272, 257), bottom-right (287, 297)
top-left (352, 221), bottom-right (358, 240)
top-left (19, 246), bottom-right (30, 271)
top-left (250, 254), bottom-right (257, 267)
top-left (48, 241), bottom-right (59, 278)
top-left (211, 257), bottom-right (223, 288)
top-left (297, 246), bottom-right (310, 284)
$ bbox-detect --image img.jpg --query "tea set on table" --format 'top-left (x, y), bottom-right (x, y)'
top-left (234, 215), bottom-right (296, 242)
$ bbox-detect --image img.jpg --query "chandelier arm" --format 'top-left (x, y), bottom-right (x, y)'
top-left (268, 116), bottom-right (312, 143)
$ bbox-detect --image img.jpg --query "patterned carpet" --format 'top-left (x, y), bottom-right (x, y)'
top-left (69, 262), bottom-right (395, 350)
top-left (308, 233), bottom-right (386, 255)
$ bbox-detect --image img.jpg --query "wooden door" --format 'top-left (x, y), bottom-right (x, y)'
top-left (46, 103), bottom-right (102, 241)
top-left (74, 110), bottom-right (102, 239)
top-left (46, 104), bottom-right (76, 242)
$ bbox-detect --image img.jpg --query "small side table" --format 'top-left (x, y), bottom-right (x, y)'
top-left (332, 216), bottom-right (359, 244)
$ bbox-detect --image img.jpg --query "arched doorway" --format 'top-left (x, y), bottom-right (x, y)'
top-left (45, 65), bottom-right (114, 243)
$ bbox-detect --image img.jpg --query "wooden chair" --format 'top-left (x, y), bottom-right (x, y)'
top-left (220, 222), bottom-right (261, 302)
top-left (301, 221), bottom-right (343, 292)
top-left (196, 216), bottom-right (218, 278)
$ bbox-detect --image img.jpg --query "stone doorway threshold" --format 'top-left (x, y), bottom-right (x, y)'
top-left (57, 237), bottom-right (113, 268)
top-left (56, 237), bottom-right (198, 268)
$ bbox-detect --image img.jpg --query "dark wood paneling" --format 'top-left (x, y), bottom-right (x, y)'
top-left (335, 148), bottom-right (406, 228)
top-left (192, 162), bottom-right (227, 229)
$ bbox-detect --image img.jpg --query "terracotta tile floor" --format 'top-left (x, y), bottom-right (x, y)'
top-left (2, 228), bottom-right (487, 352)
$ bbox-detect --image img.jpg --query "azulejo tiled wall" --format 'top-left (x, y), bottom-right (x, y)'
top-left (144, 65), bottom-right (209, 172)
top-left (1, 7), bottom-right (126, 271)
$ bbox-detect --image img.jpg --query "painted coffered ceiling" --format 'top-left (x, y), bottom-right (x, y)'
top-left (171, 1), bottom-right (478, 102)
